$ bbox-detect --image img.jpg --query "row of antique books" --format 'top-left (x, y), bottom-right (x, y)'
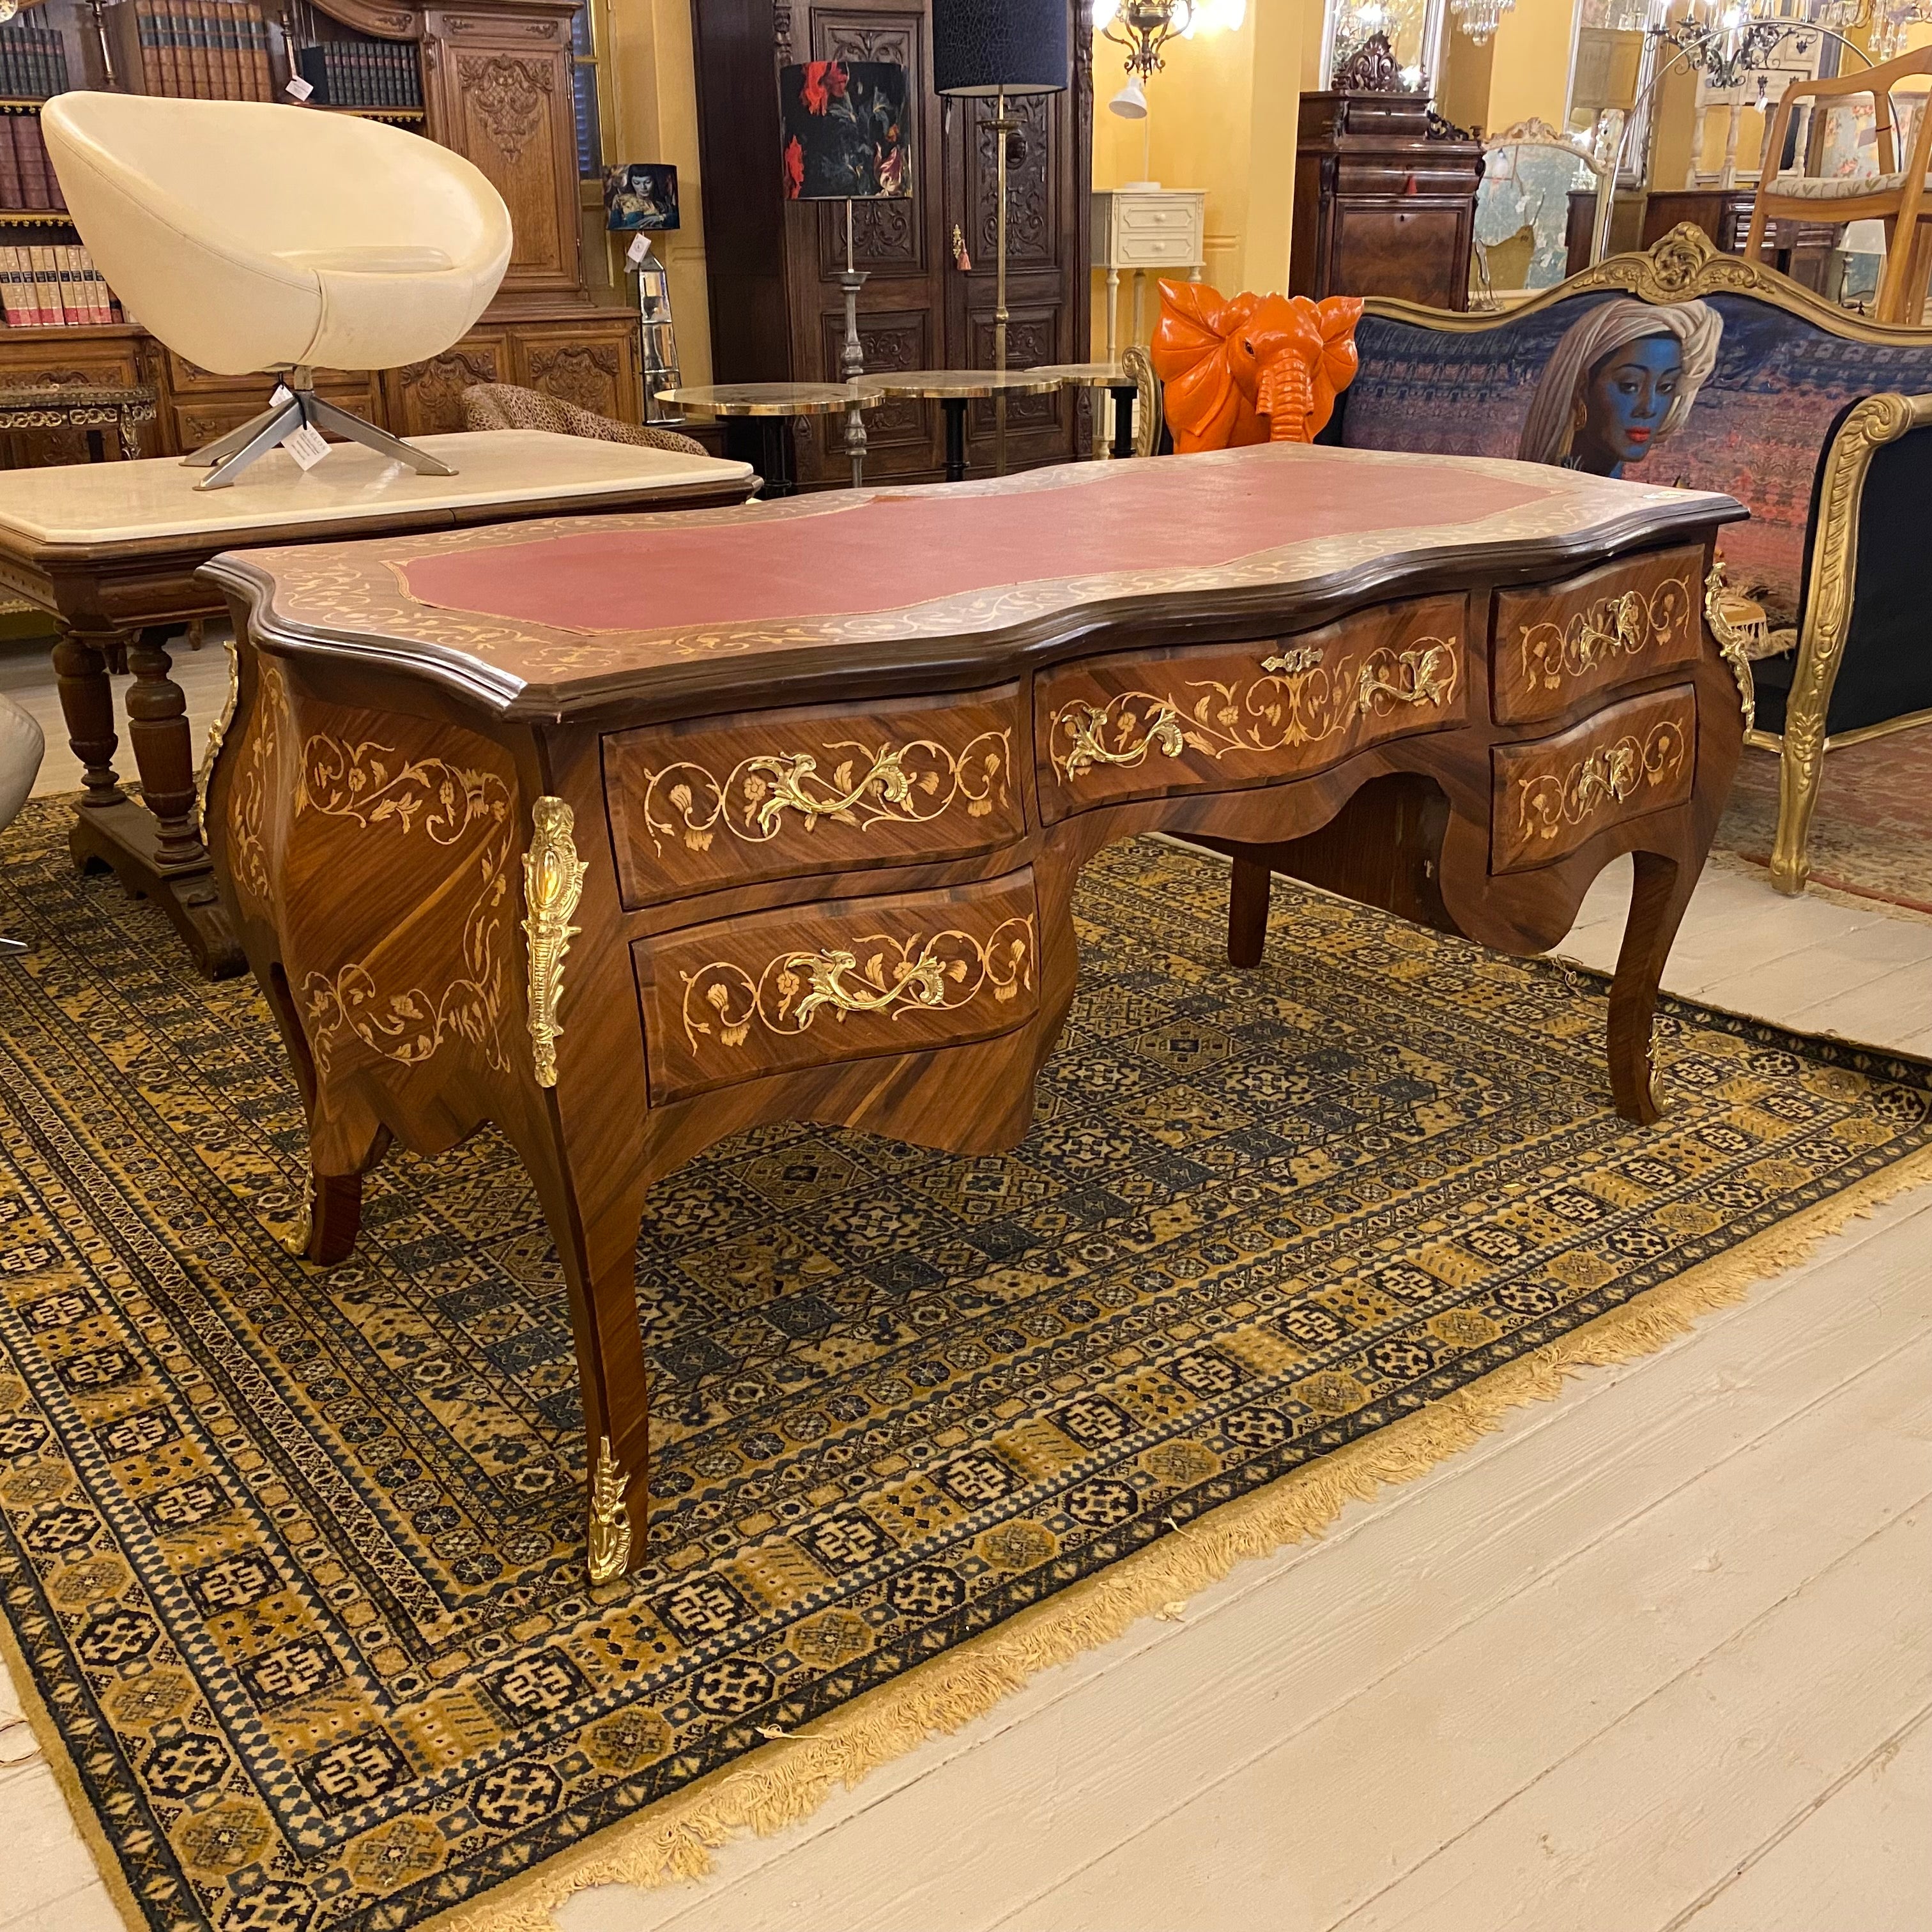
top-left (0, 115), bottom-right (66, 213)
top-left (127, 0), bottom-right (277, 102)
top-left (0, 244), bottom-right (125, 326)
top-left (0, 19), bottom-right (70, 100)
top-left (295, 41), bottom-right (422, 110)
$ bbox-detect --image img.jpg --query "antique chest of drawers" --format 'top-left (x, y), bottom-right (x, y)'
top-left (202, 442), bottom-right (1747, 1579)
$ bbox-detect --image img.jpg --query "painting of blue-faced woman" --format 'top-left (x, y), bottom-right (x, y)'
top-left (1516, 298), bottom-right (1724, 477)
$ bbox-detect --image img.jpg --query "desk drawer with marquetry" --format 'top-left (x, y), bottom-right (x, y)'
top-left (1492, 545), bottom-right (1702, 725)
top-left (603, 688), bottom-right (1026, 907)
top-left (1034, 594), bottom-right (1468, 820)
top-left (1491, 686), bottom-right (1698, 874)
top-left (632, 870), bottom-right (1041, 1103)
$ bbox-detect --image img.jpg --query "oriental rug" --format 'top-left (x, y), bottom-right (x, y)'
top-left (2, 801), bottom-right (1930, 1932)
top-left (1715, 733), bottom-right (1932, 919)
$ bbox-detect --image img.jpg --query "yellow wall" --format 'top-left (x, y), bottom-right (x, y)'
top-left (1090, 0), bottom-right (1319, 353)
top-left (604, 0), bottom-right (714, 386)
top-left (1483, 0), bottom-right (1575, 133)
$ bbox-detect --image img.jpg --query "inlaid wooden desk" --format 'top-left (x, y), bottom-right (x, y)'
top-left (0, 430), bottom-right (755, 976)
top-left (202, 444), bottom-right (1747, 1581)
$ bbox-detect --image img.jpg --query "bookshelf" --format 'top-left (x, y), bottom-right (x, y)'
top-left (0, 0), bottom-right (642, 467)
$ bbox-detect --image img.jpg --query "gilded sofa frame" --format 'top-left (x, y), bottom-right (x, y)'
top-left (1357, 226), bottom-right (1932, 895)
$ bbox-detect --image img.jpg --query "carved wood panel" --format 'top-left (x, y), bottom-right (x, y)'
top-left (969, 91), bottom-right (1055, 270)
top-left (515, 328), bottom-right (638, 421)
top-left (428, 20), bottom-right (579, 295)
top-left (697, 0), bottom-right (1088, 483)
top-left (385, 337), bottom-right (509, 436)
top-left (818, 310), bottom-right (931, 448)
top-left (967, 312), bottom-right (1061, 435)
top-left (814, 19), bottom-right (923, 276)
top-left (0, 340), bottom-right (150, 463)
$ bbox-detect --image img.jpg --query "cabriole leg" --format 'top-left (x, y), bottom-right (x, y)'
top-left (527, 1156), bottom-right (653, 1586)
top-left (1607, 850), bottom-right (1696, 1126)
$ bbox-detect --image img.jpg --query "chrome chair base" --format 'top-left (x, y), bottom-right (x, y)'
top-left (182, 369), bottom-right (457, 491)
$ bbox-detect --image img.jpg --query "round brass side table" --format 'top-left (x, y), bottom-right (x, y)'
top-left (653, 383), bottom-right (880, 495)
top-left (850, 369), bottom-right (1065, 483)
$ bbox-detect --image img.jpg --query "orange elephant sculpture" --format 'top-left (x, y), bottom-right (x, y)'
top-left (1150, 282), bottom-right (1364, 453)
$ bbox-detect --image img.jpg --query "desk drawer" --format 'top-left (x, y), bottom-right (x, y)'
top-left (636, 870), bottom-right (1039, 1103)
top-left (1491, 686), bottom-right (1696, 873)
top-left (1035, 594), bottom-right (1468, 822)
top-left (1117, 196), bottom-right (1200, 234)
top-left (1492, 545), bottom-right (1701, 724)
top-left (1112, 231), bottom-right (1204, 270)
top-left (604, 687), bottom-right (1025, 908)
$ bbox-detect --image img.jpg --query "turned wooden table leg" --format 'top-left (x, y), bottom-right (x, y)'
top-left (1228, 852), bottom-right (1271, 969)
top-left (60, 622), bottom-right (246, 977)
top-left (51, 627), bottom-right (125, 811)
top-left (125, 628), bottom-right (210, 870)
top-left (1608, 849), bottom-right (1697, 1126)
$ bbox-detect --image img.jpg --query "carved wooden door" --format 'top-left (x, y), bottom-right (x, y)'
top-left (776, 0), bottom-right (1089, 486)
top-left (422, 4), bottom-right (582, 300)
top-left (781, 3), bottom-right (950, 486)
top-left (940, 42), bottom-right (1089, 477)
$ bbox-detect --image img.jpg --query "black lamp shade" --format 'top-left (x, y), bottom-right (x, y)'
top-left (932, 0), bottom-right (1069, 96)
top-left (780, 61), bottom-right (914, 200)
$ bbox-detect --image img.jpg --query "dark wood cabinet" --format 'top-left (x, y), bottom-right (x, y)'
top-left (1291, 91), bottom-right (1483, 312)
top-left (1564, 187), bottom-right (1842, 295)
top-left (690, 0), bottom-right (1092, 487)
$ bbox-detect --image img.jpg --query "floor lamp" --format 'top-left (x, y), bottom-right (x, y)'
top-left (933, 0), bottom-right (1070, 476)
top-left (781, 60), bottom-right (914, 487)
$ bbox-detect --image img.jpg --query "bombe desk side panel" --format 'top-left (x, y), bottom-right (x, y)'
top-left (199, 446), bottom-right (1749, 1579)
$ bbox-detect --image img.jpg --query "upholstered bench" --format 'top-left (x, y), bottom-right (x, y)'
top-left (1319, 225), bottom-right (1932, 895)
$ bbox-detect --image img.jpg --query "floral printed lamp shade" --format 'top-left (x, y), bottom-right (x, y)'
top-left (780, 61), bottom-right (913, 201)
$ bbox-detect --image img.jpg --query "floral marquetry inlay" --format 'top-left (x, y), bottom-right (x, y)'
top-left (1050, 638), bottom-right (1460, 781)
top-left (295, 739), bottom-right (517, 1078)
top-left (638, 732), bottom-right (1011, 856)
top-left (680, 917), bottom-right (1036, 1055)
top-left (1519, 578), bottom-right (1691, 696)
top-left (1515, 718), bottom-right (1690, 841)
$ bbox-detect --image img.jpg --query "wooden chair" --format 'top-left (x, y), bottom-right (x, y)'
top-left (1744, 48), bottom-right (1932, 324)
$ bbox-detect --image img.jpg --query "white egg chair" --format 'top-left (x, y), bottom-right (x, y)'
top-left (43, 93), bottom-right (513, 489)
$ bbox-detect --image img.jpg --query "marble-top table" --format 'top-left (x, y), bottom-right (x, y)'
top-left (0, 429), bottom-right (755, 976)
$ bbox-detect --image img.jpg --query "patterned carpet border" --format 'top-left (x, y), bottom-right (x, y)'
top-left (13, 1126), bottom-right (1921, 1932)
top-left (3, 799), bottom-right (1931, 1932)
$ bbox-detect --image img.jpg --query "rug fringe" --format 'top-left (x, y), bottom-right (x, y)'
top-left (404, 1138), bottom-right (1932, 1932)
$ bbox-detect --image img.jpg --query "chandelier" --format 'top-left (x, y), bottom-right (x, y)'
top-left (1451, 0), bottom-right (1516, 43)
top-left (1092, 0), bottom-right (1246, 80)
top-left (1660, 0), bottom-right (1932, 88)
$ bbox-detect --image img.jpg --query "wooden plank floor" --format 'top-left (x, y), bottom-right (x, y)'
top-left (3, 675), bottom-right (1929, 1929)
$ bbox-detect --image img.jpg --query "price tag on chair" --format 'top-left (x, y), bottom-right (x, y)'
top-left (626, 233), bottom-right (652, 267)
top-left (280, 422), bottom-right (330, 470)
top-left (285, 75), bottom-right (314, 101)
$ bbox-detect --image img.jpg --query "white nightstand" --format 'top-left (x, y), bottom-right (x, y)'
top-left (1092, 188), bottom-right (1207, 361)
